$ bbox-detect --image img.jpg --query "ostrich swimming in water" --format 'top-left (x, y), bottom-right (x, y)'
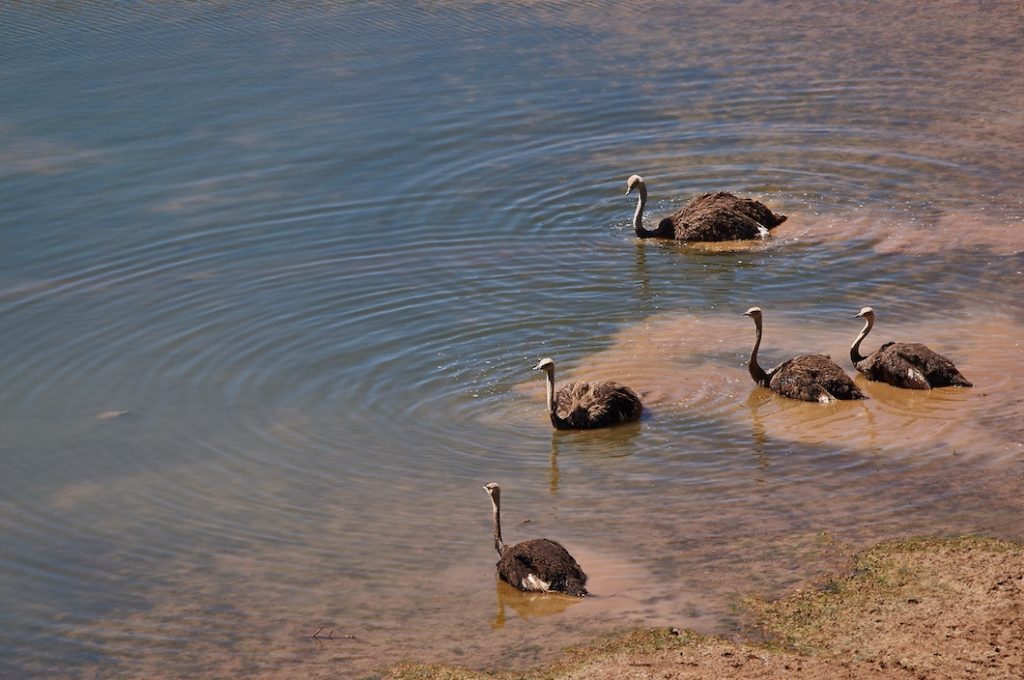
top-left (850, 307), bottom-right (972, 389)
top-left (743, 307), bottom-right (865, 402)
top-left (534, 357), bottom-right (642, 430)
top-left (625, 175), bottom-right (787, 241)
top-left (482, 482), bottom-right (588, 596)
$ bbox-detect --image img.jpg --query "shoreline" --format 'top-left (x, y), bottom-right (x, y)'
top-left (383, 536), bottom-right (1024, 679)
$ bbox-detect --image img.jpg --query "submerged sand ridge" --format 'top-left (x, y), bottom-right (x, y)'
top-left (516, 305), bottom-right (1023, 462)
top-left (786, 209), bottom-right (1024, 257)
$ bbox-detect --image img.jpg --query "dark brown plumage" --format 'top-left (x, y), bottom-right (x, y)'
top-left (626, 175), bottom-right (786, 241)
top-left (850, 307), bottom-right (972, 389)
top-left (743, 306), bottom-right (866, 402)
top-left (482, 482), bottom-right (588, 596)
top-left (534, 357), bottom-right (642, 430)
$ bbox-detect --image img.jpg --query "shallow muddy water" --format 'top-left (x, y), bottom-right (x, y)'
top-left (1, 1), bottom-right (1023, 677)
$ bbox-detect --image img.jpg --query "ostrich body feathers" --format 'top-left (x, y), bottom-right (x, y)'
top-left (551, 380), bottom-right (643, 430)
top-left (765, 354), bottom-right (866, 402)
top-left (652, 191), bottom-right (787, 241)
top-left (855, 341), bottom-right (972, 389)
top-left (496, 538), bottom-right (588, 597)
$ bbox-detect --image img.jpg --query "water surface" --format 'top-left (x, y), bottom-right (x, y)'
top-left (2, 1), bottom-right (1023, 677)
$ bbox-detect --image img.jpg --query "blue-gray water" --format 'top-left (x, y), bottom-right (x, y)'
top-left (2, 2), bottom-right (1023, 677)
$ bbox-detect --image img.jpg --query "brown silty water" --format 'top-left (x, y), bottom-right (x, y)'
top-left (81, 302), bottom-right (1022, 678)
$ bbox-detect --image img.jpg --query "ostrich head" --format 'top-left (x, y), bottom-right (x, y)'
top-left (625, 175), bottom-right (645, 196)
top-left (742, 306), bottom-right (763, 320)
top-left (533, 357), bottom-right (555, 374)
top-left (854, 306), bottom-right (875, 320)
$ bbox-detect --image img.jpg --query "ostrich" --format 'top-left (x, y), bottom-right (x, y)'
top-left (482, 482), bottom-right (588, 596)
top-left (625, 175), bottom-right (786, 241)
top-left (533, 357), bottom-right (642, 430)
top-left (743, 306), bottom-right (865, 402)
top-left (850, 307), bottom-right (972, 389)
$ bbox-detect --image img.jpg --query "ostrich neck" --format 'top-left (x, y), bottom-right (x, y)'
top-left (544, 369), bottom-right (556, 414)
top-left (544, 369), bottom-right (568, 429)
top-left (490, 493), bottom-right (505, 556)
top-left (749, 317), bottom-right (770, 385)
top-left (850, 317), bottom-right (873, 364)
top-left (633, 184), bottom-right (655, 237)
